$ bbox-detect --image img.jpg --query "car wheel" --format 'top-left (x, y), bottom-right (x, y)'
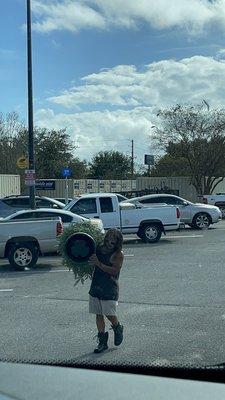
top-left (192, 213), bottom-right (211, 230)
top-left (8, 243), bottom-right (39, 270)
top-left (140, 224), bottom-right (162, 243)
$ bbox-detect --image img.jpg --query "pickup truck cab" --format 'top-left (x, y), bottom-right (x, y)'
top-left (201, 194), bottom-right (225, 218)
top-left (65, 193), bottom-right (181, 243)
top-left (0, 218), bottom-right (63, 269)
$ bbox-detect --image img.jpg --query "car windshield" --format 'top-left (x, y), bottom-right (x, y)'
top-left (1, 0), bottom-right (225, 381)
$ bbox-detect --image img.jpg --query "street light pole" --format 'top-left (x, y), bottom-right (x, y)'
top-left (27, 0), bottom-right (36, 209)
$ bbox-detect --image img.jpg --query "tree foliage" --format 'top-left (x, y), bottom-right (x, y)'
top-left (89, 150), bottom-right (132, 179)
top-left (0, 112), bottom-right (89, 179)
top-left (153, 104), bottom-right (225, 194)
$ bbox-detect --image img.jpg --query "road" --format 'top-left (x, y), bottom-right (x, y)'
top-left (1, 223), bottom-right (225, 370)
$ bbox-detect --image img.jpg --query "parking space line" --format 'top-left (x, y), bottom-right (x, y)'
top-left (166, 235), bottom-right (203, 238)
top-left (0, 289), bottom-right (13, 292)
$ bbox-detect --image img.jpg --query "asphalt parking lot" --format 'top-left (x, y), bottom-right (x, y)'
top-left (1, 221), bottom-right (225, 369)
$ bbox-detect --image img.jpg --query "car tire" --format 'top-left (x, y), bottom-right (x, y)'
top-left (192, 213), bottom-right (211, 230)
top-left (139, 224), bottom-right (162, 243)
top-left (8, 243), bottom-right (39, 270)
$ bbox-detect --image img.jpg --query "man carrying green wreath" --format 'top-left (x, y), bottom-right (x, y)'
top-left (89, 228), bottom-right (124, 354)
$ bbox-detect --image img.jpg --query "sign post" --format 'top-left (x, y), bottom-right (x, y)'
top-left (144, 154), bottom-right (155, 176)
top-left (25, 169), bottom-right (36, 187)
top-left (62, 168), bottom-right (72, 205)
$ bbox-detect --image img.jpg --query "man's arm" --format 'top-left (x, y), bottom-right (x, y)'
top-left (90, 252), bottom-right (124, 276)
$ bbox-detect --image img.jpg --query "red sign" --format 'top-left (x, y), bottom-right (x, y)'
top-left (25, 169), bottom-right (36, 186)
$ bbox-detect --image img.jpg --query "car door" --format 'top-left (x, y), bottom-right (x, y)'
top-left (98, 197), bottom-right (120, 229)
top-left (69, 198), bottom-right (99, 220)
top-left (161, 196), bottom-right (191, 222)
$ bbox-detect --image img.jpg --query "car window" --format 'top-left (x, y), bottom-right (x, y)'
top-left (2, 198), bottom-right (29, 207)
top-left (35, 199), bottom-right (58, 208)
top-left (70, 199), bottom-right (97, 214)
top-left (99, 197), bottom-right (113, 213)
top-left (11, 212), bottom-right (36, 220)
top-left (162, 196), bottom-right (186, 205)
top-left (139, 197), bottom-right (161, 204)
top-left (34, 211), bottom-right (73, 223)
top-left (117, 195), bottom-right (128, 202)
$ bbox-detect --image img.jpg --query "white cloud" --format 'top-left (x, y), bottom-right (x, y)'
top-left (32, 0), bottom-right (225, 34)
top-left (32, 0), bottom-right (106, 33)
top-left (48, 56), bottom-right (225, 109)
top-left (215, 48), bottom-right (225, 60)
top-left (35, 107), bottom-right (154, 162)
top-left (36, 54), bottom-right (225, 162)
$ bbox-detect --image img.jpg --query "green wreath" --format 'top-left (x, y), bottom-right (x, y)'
top-left (59, 221), bottom-right (104, 285)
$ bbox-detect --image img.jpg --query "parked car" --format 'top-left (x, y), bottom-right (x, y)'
top-left (0, 195), bottom-right (65, 218)
top-left (0, 217), bottom-right (63, 269)
top-left (122, 194), bottom-right (222, 229)
top-left (1, 208), bottom-right (104, 232)
top-left (65, 193), bottom-right (181, 243)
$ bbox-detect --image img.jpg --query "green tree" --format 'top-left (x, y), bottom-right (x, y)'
top-left (89, 150), bottom-right (132, 179)
top-left (68, 157), bottom-right (89, 179)
top-left (149, 154), bottom-right (191, 177)
top-left (0, 112), bottom-right (92, 184)
top-left (153, 104), bottom-right (225, 194)
top-left (34, 128), bottom-right (76, 178)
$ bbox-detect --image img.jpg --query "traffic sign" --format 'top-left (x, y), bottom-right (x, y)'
top-left (62, 168), bottom-right (72, 178)
top-left (17, 156), bottom-right (29, 169)
top-left (144, 154), bottom-right (155, 165)
top-left (25, 169), bottom-right (36, 186)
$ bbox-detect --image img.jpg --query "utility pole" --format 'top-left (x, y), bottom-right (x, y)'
top-left (27, 0), bottom-right (36, 209)
top-left (131, 139), bottom-right (134, 179)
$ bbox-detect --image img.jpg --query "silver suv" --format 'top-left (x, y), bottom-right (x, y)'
top-left (0, 195), bottom-right (65, 218)
top-left (123, 194), bottom-right (222, 229)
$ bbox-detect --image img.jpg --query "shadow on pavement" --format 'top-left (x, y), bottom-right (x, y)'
top-left (71, 347), bottom-right (118, 362)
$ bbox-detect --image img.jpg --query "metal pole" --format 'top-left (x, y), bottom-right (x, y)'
top-left (65, 176), bottom-right (69, 205)
top-left (27, 0), bottom-right (36, 209)
top-left (131, 139), bottom-right (134, 179)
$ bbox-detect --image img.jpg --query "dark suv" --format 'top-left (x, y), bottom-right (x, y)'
top-left (0, 196), bottom-right (64, 218)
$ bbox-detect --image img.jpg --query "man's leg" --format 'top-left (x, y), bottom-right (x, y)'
top-left (94, 314), bottom-right (108, 354)
top-left (106, 315), bottom-right (123, 346)
top-left (106, 315), bottom-right (118, 326)
top-left (96, 314), bottom-right (105, 332)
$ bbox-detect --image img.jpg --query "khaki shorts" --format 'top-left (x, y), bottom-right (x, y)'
top-left (89, 295), bottom-right (118, 316)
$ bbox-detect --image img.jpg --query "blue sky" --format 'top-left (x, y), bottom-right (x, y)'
top-left (2, 0), bottom-right (225, 167)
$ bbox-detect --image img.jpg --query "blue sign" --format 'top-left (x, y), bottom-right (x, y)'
top-left (62, 168), bottom-right (72, 178)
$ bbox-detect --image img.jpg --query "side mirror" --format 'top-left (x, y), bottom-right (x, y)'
top-left (182, 202), bottom-right (189, 206)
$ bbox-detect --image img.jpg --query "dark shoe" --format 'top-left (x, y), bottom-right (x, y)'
top-left (94, 332), bottom-right (109, 353)
top-left (111, 323), bottom-right (123, 346)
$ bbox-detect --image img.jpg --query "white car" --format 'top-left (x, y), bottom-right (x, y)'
top-left (1, 208), bottom-right (104, 232)
top-left (122, 194), bottom-right (222, 229)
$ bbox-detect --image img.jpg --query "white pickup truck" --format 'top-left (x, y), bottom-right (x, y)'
top-left (201, 194), bottom-right (225, 218)
top-left (0, 218), bottom-right (63, 269)
top-left (65, 193), bottom-right (181, 243)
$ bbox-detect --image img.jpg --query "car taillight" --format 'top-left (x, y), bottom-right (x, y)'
top-left (203, 198), bottom-right (208, 204)
top-left (176, 207), bottom-right (180, 219)
top-left (57, 221), bottom-right (63, 236)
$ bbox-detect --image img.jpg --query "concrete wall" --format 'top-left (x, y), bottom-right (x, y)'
top-left (0, 175), bottom-right (20, 197)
